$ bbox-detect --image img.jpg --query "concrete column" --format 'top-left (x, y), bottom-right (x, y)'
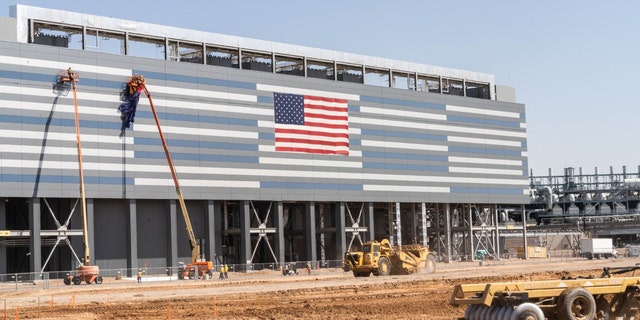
top-left (335, 202), bottom-right (346, 260)
top-left (127, 199), bottom-right (138, 276)
top-left (394, 202), bottom-right (401, 246)
top-left (304, 202), bottom-right (317, 263)
top-left (445, 203), bottom-right (452, 263)
top-left (206, 200), bottom-right (217, 262)
top-left (167, 200), bottom-right (177, 269)
top-left (0, 198), bottom-right (5, 274)
top-left (494, 206), bottom-right (500, 260)
top-left (240, 200), bottom-right (251, 268)
top-left (420, 203), bottom-right (428, 247)
top-left (367, 202), bottom-right (374, 242)
top-left (521, 204), bottom-right (528, 260)
top-left (28, 198), bottom-right (42, 273)
top-left (275, 202), bottom-right (285, 266)
top-left (86, 198), bottom-right (95, 265)
top-left (213, 201), bottom-right (223, 264)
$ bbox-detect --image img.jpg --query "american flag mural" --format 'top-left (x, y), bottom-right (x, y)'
top-left (273, 92), bottom-right (349, 155)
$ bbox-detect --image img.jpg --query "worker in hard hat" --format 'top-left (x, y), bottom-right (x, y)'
top-left (137, 269), bottom-right (142, 283)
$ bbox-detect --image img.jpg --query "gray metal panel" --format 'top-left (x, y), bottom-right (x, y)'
top-left (0, 41), bottom-right (528, 204)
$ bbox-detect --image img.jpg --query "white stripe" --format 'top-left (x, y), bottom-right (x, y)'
top-left (360, 106), bottom-right (446, 121)
top-left (0, 55), bottom-right (132, 77)
top-left (2, 159), bottom-right (528, 187)
top-left (137, 97), bottom-right (271, 115)
top-left (275, 132), bottom-right (349, 144)
top-left (135, 178), bottom-right (259, 188)
top-left (449, 167), bottom-right (524, 176)
top-left (363, 185), bottom-right (450, 193)
top-left (0, 128), bottom-right (133, 144)
top-left (145, 84), bottom-right (257, 102)
top-left (448, 156), bottom-right (523, 166)
top-left (0, 144), bottom-right (133, 158)
top-left (257, 84), bottom-right (360, 101)
top-left (351, 116), bottom-right (527, 138)
top-left (258, 120), bottom-right (362, 135)
top-left (0, 85), bottom-right (122, 103)
top-left (133, 124), bottom-right (259, 139)
top-left (520, 123), bottom-right (527, 129)
top-left (259, 157), bottom-right (363, 168)
top-left (361, 140), bottom-right (447, 152)
top-left (0, 99), bottom-right (122, 117)
top-left (521, 151), bottom-right (528, 157)
top-left (446, 105), bottom-right (521, 118)
top-left (448, 136), bottom-right (522, 147)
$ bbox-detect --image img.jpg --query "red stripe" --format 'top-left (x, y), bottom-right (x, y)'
top-left (303, 121), bottom-right (348, 130)
top-left (304, 112), bottom-right (348, 122)
top-left (304, 95), bottom-right (348, 104)
top-left (276, 146), bottom-right (349, 155)
top-left (275, 137), bottom-right (350, 147)
top-left (275, 128), bottom-right (349, 138)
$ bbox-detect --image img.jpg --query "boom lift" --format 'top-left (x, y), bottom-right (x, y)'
top-left (58, 68), bottom-right (102, 285)
top-left (124, 75), bottom-right (212, 279)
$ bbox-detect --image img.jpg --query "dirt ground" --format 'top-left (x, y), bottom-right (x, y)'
top-left (2, 257), bottom-right (639, 319)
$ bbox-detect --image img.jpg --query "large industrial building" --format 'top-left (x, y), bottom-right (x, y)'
top-left (0, 5), bottom-right (529, 275)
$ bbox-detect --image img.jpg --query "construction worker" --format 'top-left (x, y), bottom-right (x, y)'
top-left (137, 269), bottom-right (142, 283)
top-left (223, 264), bottom-right (229, 279)
top-left (218, 265), bottom-right (224, 280)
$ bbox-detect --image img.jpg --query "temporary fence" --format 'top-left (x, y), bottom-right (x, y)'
top-left (0, 259), bottom-right (345, 292)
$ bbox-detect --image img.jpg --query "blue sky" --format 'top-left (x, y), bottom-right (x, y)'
top-left (2, 1), bottom-right (639, 176)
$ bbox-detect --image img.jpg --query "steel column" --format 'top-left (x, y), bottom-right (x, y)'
top-left (127, 199), bottom-right (137, 277)
top-left (28, 198), bottom-right (41, 273)
top-left (167, 199), bottom-right (177, 270)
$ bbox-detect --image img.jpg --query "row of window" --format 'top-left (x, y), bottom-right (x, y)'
top-left (30, 20), bottom-right (490, 99)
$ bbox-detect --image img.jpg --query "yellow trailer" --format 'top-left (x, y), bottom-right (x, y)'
top-left (450, 265), bottom-right (640, 320)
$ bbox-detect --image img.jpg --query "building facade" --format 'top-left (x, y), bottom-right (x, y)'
top-left (0, 5), bottom-right (528, 275)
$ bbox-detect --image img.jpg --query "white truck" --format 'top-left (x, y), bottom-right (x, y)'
top-left (581, 238), bottom-right (617, 259)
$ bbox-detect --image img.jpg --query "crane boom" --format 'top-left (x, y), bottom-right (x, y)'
top-left (128, 75), bottom-right (200, 263)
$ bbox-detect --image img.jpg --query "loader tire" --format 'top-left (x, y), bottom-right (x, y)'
top-left (557, 287), bottom-right (596, 320)
top-left (63, 277), bottom-right (71, 285)
top-left (72, 276), bottom-right (81, 285)
top-left (95, 276), bottom-right (103, 284)
top-left (377, 257), bottom-right (391, 276)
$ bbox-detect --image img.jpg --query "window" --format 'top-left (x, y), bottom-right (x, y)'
top-left (364, 67), bottom-right (390, 88)
top-left (306, 59), bottom-right (334, 80)
top-left (128, 34), bottom-right (166, 60)
top-left (275, 55), bottom-right (304, 76)
top-left (85, 29), bottom-right (125, 55)
top-left (32, 21), bottom-right (82, 49)
top-left (168, 41), bottom-right (203, 64)
top-left (417, 75), bottom-right (440, 93)
top-left (443, 78), bottom-right (464, 96)
top-left (241, 50), bottom-right (272, 72)
top-left (337, 63), bottom-right (362, 83)
top-left (392, 71), bottom-right (416, 90)
top-left (206, 46), bottom-right (239, 68)
top-left (466, 81), bottom-right (490, 99)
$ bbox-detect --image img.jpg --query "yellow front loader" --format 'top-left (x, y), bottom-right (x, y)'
top-left (344, 239), bottom-right (436, 277)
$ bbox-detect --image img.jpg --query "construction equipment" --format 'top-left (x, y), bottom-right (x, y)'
top-left (450, 264), bottom-right (640, 320)
top-left (343, 238), bottom-right (436, 277)
top-left (123, 75), bottom-right (213, 280)
top-left (58, 68), bottom-right (102, 285)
